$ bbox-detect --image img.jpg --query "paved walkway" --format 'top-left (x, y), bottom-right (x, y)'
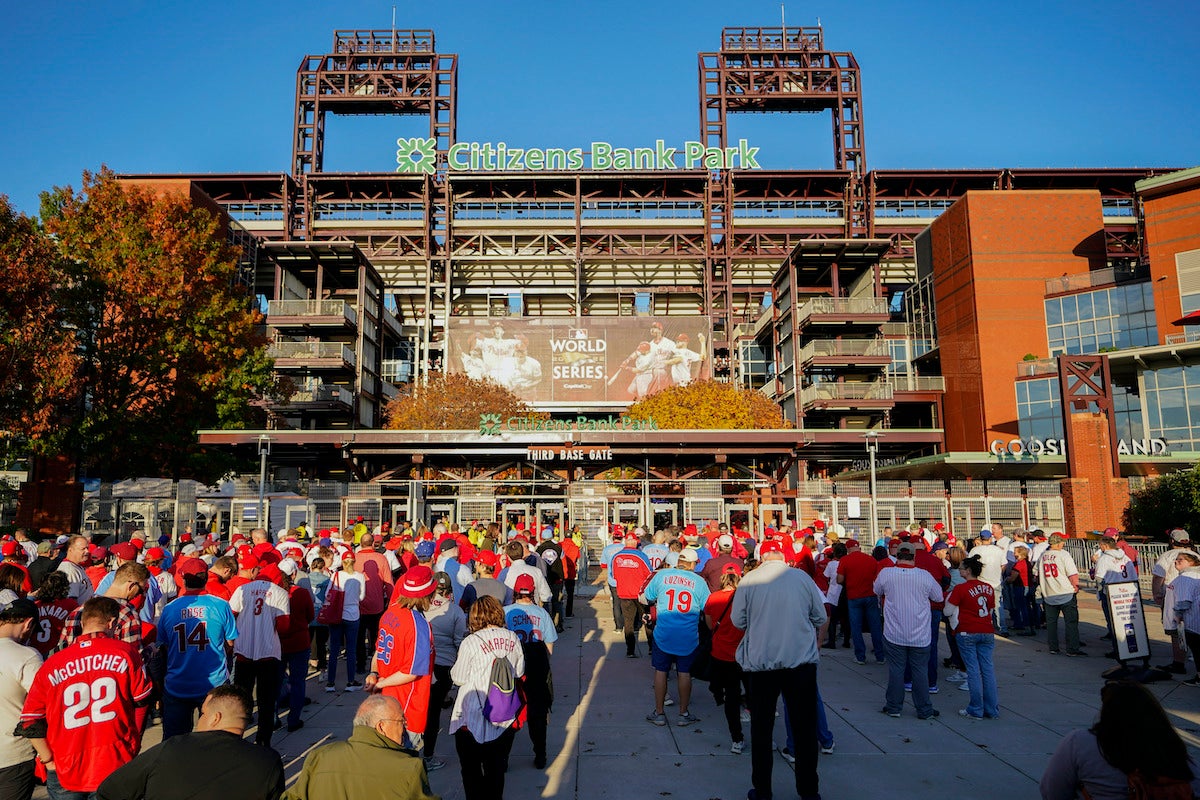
top-left (40, 589), bottom-right (1200, 799)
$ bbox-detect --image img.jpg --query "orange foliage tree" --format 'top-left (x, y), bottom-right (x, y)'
top-left (0, 197), bottom-right (78, 440)
top-left (625, 379), bottom-right (792, 429)
top-left (20, 168), bottom-right (282, 480)
top-left (384, 372), bottom-right (547, 429)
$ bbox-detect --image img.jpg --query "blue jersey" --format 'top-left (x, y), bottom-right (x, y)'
top-left (504, 603), bottom-right (558, 646)
top-left (600, 543), bottom-right (624, 587)
top-left (642, 568), bottom-right (711, 656)
top-left (157, 593), bottom-right (238, 699)
top-left (693, 547), bottom-right (713, 569)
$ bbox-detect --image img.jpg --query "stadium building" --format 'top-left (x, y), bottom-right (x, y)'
top-left (117, 27), bottom-right (1199, 541)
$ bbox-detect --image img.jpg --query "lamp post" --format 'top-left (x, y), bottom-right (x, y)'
top-left (257, 434), bottom-right (272, 529)
top-left (863, 431), bottom-right (881, 544)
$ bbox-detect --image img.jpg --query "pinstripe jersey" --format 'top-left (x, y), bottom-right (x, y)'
top-left (872, 564), bottom-right (944, 647)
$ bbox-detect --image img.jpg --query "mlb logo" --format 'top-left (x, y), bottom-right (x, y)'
top-left (568, 328), bottom-right (588, 340)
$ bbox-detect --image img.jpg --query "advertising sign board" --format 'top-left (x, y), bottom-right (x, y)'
top-left (1104, 581), bottom-right (1151, 661)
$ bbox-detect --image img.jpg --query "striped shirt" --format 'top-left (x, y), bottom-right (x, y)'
top-left (449, 627), bottom-right (525, 743)
top-left (872, 564), bottom-right (943, 647)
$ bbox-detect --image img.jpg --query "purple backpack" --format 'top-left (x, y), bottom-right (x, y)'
top-left (482, 656), bottom-right (523, 726)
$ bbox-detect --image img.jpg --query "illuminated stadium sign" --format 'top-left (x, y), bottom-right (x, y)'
top-left (396, 137), bottom-right (761, 173)
top-left (451, 317), bottom-right (712, 405)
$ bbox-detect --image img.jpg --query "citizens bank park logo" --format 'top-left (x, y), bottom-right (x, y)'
top-left (479, 414), bottom-right (503, 436)
top-left (396, 137), bottom-right (761, 173)
top-left (396, 137), bottom-right (438, 174)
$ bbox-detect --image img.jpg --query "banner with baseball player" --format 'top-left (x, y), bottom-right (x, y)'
top-left (446, 316), bottom-right (712, 404)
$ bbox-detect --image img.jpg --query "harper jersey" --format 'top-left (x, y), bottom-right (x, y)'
top-left (642, 568), bottom-right (711, 655)
top-left (374, 605), bottom-right (434, 735)
top-left (228, 580), bottom-right (290, 660)
top-left (19, 633), bottom-right (152, 792)
top-left (157, 593), bottom-right (239, 699)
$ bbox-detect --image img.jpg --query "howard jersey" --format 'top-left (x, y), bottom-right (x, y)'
top-left (157, 594), bottom-right (239, 699)
top-left (32, 599), bottom-right (78, 658)
top-left (19, 634), bottom-right (152, 792)
top-left (229, 580), bottom-right (290, 660)
top-left (375, 605), bottom-right (434, 734)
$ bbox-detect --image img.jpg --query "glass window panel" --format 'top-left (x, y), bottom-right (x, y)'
top-left (1029, 379), bottom-right (1050, 403)
top-left (1045, 299), bottom-right (1063, 326)
top-left (1156, 367), bottom-right (1184, 390)
top-left (1076, 293), bottom-right (1094, 321)
top-left (1016, 383), bottom-right (1029, 404)
top-left (1062, 295), bottom-right (1078, 324)
top-left (1095, 318), bottom-right (1113, 335)
top-left (1081, 336), bottom-right (1099, 353)
top-left (1079, 320), bottom-right (1095, 336)
top-left (1146, 395), bottom-right (1161, 429)
top-left (1143, 282), bottom-right (1155, 306)
top-left (1159, 388), bottom-right (1188, 429)
top-left (1092, 291), bottom-right (1111, 317)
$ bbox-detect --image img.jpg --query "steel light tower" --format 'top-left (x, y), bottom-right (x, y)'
top-left (863, 430), bottom-right (880, 543)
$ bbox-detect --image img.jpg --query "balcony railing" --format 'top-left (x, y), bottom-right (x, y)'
top-left (795, 297), bottom-right (889, 325)
top-left (1043, 264), bottom-right (1149, 296)
top-left (267, 300), bottom-right (358, 326)
top-left (801, 381), bottom-right (894, 405)
top-left (798, 338), bottom-right (889, 362)
top-left (287, 384), bottom-right (353, 405)
top-left (1166, 330), bottom-right (1200, 345)
top-left (268, 342), bottom-right (357, 367)
top-left (893, 375), bottom-right (946, 392)
top-left (1016, 358), bottom-right (1059, 378)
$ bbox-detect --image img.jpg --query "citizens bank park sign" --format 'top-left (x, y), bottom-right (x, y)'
top-left (396, 138), bottom-right (761, 173)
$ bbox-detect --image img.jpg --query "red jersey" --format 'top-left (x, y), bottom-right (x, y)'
top-left (703, 589), bottom-right (745, 662)
top-left (947, 580), bottom-right (995, 635)
top-left (205, 576), bottom-right (232, 601)
top-left (224, 575), bottom-right (251, 595)
top-left (19, 633), bottom-right (153, 792)
top-left (559, 539), bottom-right (580, 581)
top-left (837, 551), bottom-right (882, 600)
top-left (375, 605), bottom-right (434, 734)
top-left (795, 547), bottom-right (816, 579)
top-left (610, 549), bottom-right (653, 600)
top-left (32, 598), bottom-right (79, 658)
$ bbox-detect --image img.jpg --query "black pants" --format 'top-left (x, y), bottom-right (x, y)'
top-left (357, 612), bottom-right (383, 668)
top-left (455, 726), bottom-right (517, 800)
top-left (564, 578), bottom-right (576, 617)
top-left (523, 643), bottom-right (553, 762)
top-left (235, 656), bottom-right (281, 747)
top-left (0, 759), bottom-right (35, 800)
top-left (423, 664), bottom-right (453, 757)
top-left (1185, 631), bottom-right (1200, 669)
top-left (747, 663), bottom-right (819, 800)
top-left (620, 598), bottom-right (648, 655)
top-left (710, 657), bottom-right (744, 743)
top-left (311, 625), bottom-right (328, 669)
top-left (826, 595), bottom-right (850, 646)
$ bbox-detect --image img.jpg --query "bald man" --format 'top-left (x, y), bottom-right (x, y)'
top-left (96, 684), bottom-right (283, 800)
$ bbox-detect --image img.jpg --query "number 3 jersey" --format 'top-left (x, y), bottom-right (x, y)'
top-left (19, 633), bottom-right (153, 792)
top-left (946, 579), bottom-right (996, 634)
top-left (156, 593), bottom-right (239, 699)
top-left (642, 568), bottom-right (711, 656)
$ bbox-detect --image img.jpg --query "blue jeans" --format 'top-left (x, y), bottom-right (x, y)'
top-left (884, 640), bottom-right (933, 717)
top-left (46, 771), bottom-right (94, 800)
top-left (904, 609), bottom-right (942, 688)
top-left (848, 596), bottom-right (885, 662)
top-left (279, 648), bottom-right (311, 726)
top-left (784, 681), bottom-right (833, 750)
top-left (327, 620), bottom-right (360, 685)
top-left (956, 632), bottom-right (999, 718)
top-left (162, 692), bottom-right (206, 739)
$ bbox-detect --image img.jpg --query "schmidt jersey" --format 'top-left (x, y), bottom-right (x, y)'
top-left (504, 602), bottom-right (558, 646)
top-left (642, 569), bottom-right (711, 656)
top-left (157, 594), bottom-right (239, 699)
top-left (19, 633), bottom-right (152, 792)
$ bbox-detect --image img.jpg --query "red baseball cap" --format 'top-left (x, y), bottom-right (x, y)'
top-left (397, 566), bottom-right (436, 598)
top-left (238, 553), bottom-right (261, 571)
top-left (145, 547), bottom-right (166, 561)
top-left (514, 573), bottom-right (537, 597)
top-left (176, 557), bottom-right (208, 579)
top-left (759, 540), bottom-right (784, 556)
top-left (721, 562), bottom-right (743, 576)
top-left (0, 541), bottom-right (18, 557)
top-left (131, 538), bottom-right (146, 550)
top-left (110, 542), bottom-right (138, 561)
top-left (476, 550), bottom-right (499, 569)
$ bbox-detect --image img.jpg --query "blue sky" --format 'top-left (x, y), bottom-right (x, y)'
top-left (2, 1), bottom-right (1197, 214)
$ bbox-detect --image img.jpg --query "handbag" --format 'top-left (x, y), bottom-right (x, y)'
top-left (316, 571), bottom-right (345, 625)
top-left (690, 594), bottom-right (733, 683)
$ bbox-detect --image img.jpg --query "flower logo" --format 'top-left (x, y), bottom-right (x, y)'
top-left (479, 413), bottom-right (503, 436)
top-left (395, 137), bottom-right (438, 174)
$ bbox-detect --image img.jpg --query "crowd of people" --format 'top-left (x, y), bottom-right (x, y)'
top-left (0, 516), bottom-right (1196, 800)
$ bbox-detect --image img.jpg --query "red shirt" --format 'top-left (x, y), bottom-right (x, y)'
top-left (205, 576), bottom-right (232, 601)
top-left (19, 633), bottom-right (153, 792)
top-left (611, 549), bottom-right (653, 600)
top-left (225, 576), bottom-right (251, 595)
top-left (559, 539), bottom-right (580, 581)
top-left (838, 551), bottom-right (882, 600)
top-left (1010, 560), bottom-right (1031, 588)
top-left (375, 604), bottom-right (434, 734)
top-left (32, 599), bottom-right (78, 657)
top-left (914, 550), bottom-right (951, 610)
top-left (703, 589), bottom-right (745, 662)
top-left (86, 565), bottom-right (108, 590)
top-left (795, 547), bottom-right (816, 579)
top-left (947, 580), bottom-right (996, 634)
top-left (280, 585), bottom-right (315, 654)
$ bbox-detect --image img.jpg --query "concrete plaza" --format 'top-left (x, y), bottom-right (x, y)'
top-left (46, 587), bottom-right (1200, 799)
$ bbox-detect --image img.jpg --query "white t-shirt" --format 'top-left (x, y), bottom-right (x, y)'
top-left (823, 559), bottom-right (842, 606)
top-left (1155, 547), bottom-right (1190, 629)
top-left (56, 561), bottom-right (93, 604)
top-left (330, 570), bottom-right (367, 622)
top-left (968, 543), bottom-right (1007, 589)
top-left (229, 579), bottom-right (291, 660)
top-left (501, 561), bottom-right (552, 604)
top-left (0, 638), bottom-right (41, 769)
top-left (1035, 549), bottom-right (1080, 605)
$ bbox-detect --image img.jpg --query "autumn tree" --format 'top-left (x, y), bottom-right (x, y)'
top-left (625, 379), bottom-right (792, 429)
top-left (0, 197), bottom-right (78, 439)
top-left (13, 168), bottom-right (282, 480)
top-left (384, 372), bottom-right (546, 429)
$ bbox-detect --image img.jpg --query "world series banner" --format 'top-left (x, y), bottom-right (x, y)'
top-left (446, 316), bottom-right (712, 404)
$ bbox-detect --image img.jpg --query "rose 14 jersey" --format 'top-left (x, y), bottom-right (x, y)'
top-left (19, 633), bottom-right (153, 792)
top-left (157, 594), bottom-right (239, 700)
